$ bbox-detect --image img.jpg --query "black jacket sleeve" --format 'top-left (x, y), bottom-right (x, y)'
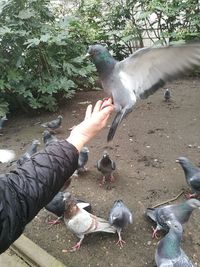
top-left (0, 140), bottom-right (78, 254)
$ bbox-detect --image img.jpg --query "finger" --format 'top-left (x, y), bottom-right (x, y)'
top-left (93, 100), bottom-right (103, 114)
top-left (84, 104), bottom-right (93, 120)
top-left (101, 97), bottom-right (113, 110)
top-left (96, 105), bottom-right (114, 121)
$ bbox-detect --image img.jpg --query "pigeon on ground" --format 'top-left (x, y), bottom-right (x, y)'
top-left (109, 199), bottom-right (133, 247)
top-left (87, 43), bottom-right (200, 141)
top-left (176, 157), bottom-right (200, 198)
top-left (146, 198), bottom-right (200, 239)
top-left (0, 116), bottom-right (7, 133)
top-left (155, 220), bottom-right (194, 267)
top-left (62, 193), bottom-right (116, 251)
top-left (164, 88), bottom-right (171, 102)
top-left (41, 115), bottom-right (63, 132)
top-left (73, 147), bottom-right (89, 176)
top-left (97, 151), bottom-right (116, 186)
top-left (45, 191), bottom-right (92, 225)
top-left (43, 130), bottom-right (58, 146)
top-left (16, 140), bottom-right (40, 166)
top-left (0, 149), bottom-right (15, 163)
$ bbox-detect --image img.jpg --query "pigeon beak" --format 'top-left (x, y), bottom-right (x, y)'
top-left (175, 159), bottom-right (180, 163)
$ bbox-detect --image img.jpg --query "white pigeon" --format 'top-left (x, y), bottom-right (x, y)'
top-left (63, 193), bottom-right (116, 252)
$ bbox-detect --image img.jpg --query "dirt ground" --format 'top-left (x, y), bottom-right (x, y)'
top-left (0, 78), bottom-right (200, 267)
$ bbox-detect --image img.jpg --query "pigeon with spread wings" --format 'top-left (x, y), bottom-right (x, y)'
top-left (87, 43), bottom-right (200, 141)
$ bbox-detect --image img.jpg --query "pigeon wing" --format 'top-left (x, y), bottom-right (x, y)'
top-left (189, 173), bottom-right (200, 192)
top-left (117, 43), bottom-right (200, 100)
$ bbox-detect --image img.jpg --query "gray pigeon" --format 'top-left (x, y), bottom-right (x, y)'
top-left (146, 198), bottom-right (200, 239)
top-left (73, 147), bottom-right (89, 176)
top-left (109, 199), bottom-right (133, 247)
top-left (155, 220), bottom-right (194, 267)
top-left (63, 193), bottom-right (116, 251)
top-left (97, 151), bottom-right (116, 186)
top-left (176, 157), bottom-right (200, 198)
top-left (17, 139), bottom-right (40, 166)
top-left (41, 115), bottom-right (63, 132)
top-left (43, 130), bottom-right (58, 146)
top-left (45, 191), bottom-right (92, 225)
top-left (164, 88), bottom-right (171, 102)
top-left (87, 43), bottom-right (200, 141)
top-left (0, 116), bottom-right (7, 131)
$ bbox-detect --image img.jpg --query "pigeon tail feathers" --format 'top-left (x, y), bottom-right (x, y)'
top-left (107, 107), bottom-right (132, 142)
top-left (93, 217), bottom-right (116, 234)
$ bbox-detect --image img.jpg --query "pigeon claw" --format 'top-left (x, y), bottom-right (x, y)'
top-left (185, 192), bottom-right (200, 199)
top-left (47, 219), bottom-right (61, 226)
top-left (70, 242), bottom-right (81, 252)
top-left (151, 226), bottom-right (160, 239)
top-left (116, 239), bottom-right (126, 248)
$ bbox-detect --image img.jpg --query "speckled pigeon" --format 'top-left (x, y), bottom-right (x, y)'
top-left (109, 199), bottom-right (133, 247)
top-left (176, 157), bottom-right (200, 198)
top-left (87, 43), bottom-right (200, 141)
top-left (97, 151), bottom-right (116, 186)
top-left (45, 191), bottom-right (92, 226)
top-left (41, 115), bottom-right (63, 132)
top-left (62, 193), bottom-right (116, 252)
top-left (43, 130), bottom-right (58, 146)
top-left (155, 220), bottom-right (194, 267)
top-left (17, 139), bottom-right (40, 166)
top-left (146, 198), bottom-right (200, 239)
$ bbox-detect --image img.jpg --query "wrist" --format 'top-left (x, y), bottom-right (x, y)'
top-left (66, 134), bottom-right (88, 152)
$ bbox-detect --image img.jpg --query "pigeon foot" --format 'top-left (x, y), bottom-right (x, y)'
top-left (116, 239), bottom-right (126, 248)
top-left (151, 226), bottom-right (160, 239)
top-left (185, 192), bottom-right (200, 199)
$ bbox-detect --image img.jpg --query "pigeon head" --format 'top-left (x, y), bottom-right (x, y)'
top-left (87, 44), bottom-right (116, 75)
top-left (102, 151), bottom-right (110, 159)
top-left (58, 115), bottom-right (63, 120)
top-left (63, 194), bottom-right (79, 219)
top-left (32, 140), bottom-right (41, 146)
top-left (113, 199), bottom-right (124, 206)
top-left (186, 199), bottom-right (200, 209)
top-left (81, 147), bottom-right (89, 154)
top-left (43, 130), bottom-right (51, 138)
top-left (176, 157), bottom-right (191, 165)
top-left (166, 220), bottom-right (183, 235)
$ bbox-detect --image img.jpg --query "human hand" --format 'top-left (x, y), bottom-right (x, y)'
top-left (67, 98), bottom-right (114, 151)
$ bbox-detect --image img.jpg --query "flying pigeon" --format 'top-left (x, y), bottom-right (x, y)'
top-left (16, 139), bottom-right (40, 166)
top-left (109, 199), bottom-right (133, 247)
top-left (62, 193), bottom-right (116, 251)
top-left (41, 115), bottom-right (63, 132)
top-left (164, 88), bottom-right (171, 102)
top-left (0, 149), bottom-right (15, 163)
top-left (0, 116), bottom-right (7, 133)
top-left (155, 220), bottom-right (194, 267)
top-left (87, 43), bottom-right (200, 141)
top-left (176, 157), bottom-right (200, 198)
top-left (45, 191), bottom-right (92, 225)
top-left (97, 151), bottom-right (116, 186)
top-left (74, 147), bottom-right (89, 176)
top-left (43, 130), bottom-right (58, 146)
top-left (146, 198), bottom-right (200, 239)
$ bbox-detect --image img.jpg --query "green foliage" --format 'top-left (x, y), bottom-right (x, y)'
top-left (0, 0), bottom-right (199, 114)
top-left (0, 0), bottom-right (96, 113)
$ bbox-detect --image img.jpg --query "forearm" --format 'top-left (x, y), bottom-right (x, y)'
top-left (0, 140), bottom-right (78, 253)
